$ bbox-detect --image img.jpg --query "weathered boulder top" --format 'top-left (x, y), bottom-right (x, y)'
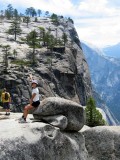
top-left (82, 126), bottom-right (120, 160)
top-left (0, 113), bottom-right (120, 160)
top-left (0, 113), bottom-right (34, 139)
top-left (39, 97), bottom-right (83, 108)
top-left (0, 112), bottom-right (88, 160)
top-left (33, 97), bottom-right (85, 131)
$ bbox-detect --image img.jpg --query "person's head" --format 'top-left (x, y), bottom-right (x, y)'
top-left (31, 80), bottom-right (38, 88)
top-left (3, 88), bottom-right (6, 92)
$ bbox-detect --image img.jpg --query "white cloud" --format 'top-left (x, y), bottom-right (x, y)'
top-left (75, 16), bottom-right (120, 47)
top-left (78, 0), bottom-right (117, 17)
top-left (74, 0), bottom-right (120, 47)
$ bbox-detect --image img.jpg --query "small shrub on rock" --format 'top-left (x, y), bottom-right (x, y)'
top-left (85, 97), bottom-right (106, 127)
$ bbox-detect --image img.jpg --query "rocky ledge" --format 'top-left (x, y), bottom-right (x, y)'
top-left (0, 112), bottom-right (88, 160)
top-left (0, 97), bottom-right (120, 160)
top-left (83, 126), bottom-right (120, 160)
top-left (0, 113), bottom-right (120, 160)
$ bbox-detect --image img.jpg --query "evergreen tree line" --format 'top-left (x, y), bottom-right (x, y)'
top-left (0, 4), bottom-right (74, 24)
top-left (0, 16), bottom-right (68, 71)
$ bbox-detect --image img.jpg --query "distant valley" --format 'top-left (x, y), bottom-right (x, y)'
top-left (81, 42), bottom-right (120, 122)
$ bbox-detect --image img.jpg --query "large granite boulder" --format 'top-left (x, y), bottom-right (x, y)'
top-left (0, 113), bottom-right (88, 160)
top-left (33, 97), bottom-right (85, 131)
top-left (82, 126), bottom-right (120, 160)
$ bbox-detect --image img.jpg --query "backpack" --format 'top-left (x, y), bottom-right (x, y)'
top-left (4, 92), bottom-right (9, 100)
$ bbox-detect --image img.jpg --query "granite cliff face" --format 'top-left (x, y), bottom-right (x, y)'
top-left (0, 17), bottom-right (92, 110)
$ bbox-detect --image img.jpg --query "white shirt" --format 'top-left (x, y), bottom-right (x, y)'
top-left (32, 87), bottom-right (39, 102)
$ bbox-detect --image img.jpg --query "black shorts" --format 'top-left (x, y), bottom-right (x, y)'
top-left (32, 101), bottom-right (40, 108)
top-left (3, 102), bottom-right (10, 109)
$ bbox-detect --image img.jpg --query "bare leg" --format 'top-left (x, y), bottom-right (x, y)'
top-left (6, 109), bottom-right (10, 112)
top-left (23, 104), bottom-right (34, 119)
top-left (5, 103), bottom-right (10, 114)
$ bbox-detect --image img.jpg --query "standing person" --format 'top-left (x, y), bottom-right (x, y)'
top-left (19, 80), bottom-right (40, 123)
top-left (1, 88), bottom-right (11, 115)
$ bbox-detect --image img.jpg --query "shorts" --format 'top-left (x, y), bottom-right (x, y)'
top-left (3, 102), bottom-right (10, 109)
top-left (32, 101), bottom-right (40, 108)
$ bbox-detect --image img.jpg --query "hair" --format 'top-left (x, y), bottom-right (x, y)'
top-left (5, 92), bottom-right (9, 100)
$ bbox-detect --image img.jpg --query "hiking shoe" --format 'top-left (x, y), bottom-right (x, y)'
top-left (18, 118), bottom-right (27, 123)
top-left (7, 113), bottom-right (10, 116)
top-left (18, 116), bottom-right (24, 121)
top-left (5, 113), bottom-right (10, 116)
top-left (18, 117), bottom-right (23, 120)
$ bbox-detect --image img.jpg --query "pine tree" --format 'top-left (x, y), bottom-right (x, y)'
top-left (62, 32), bottom-right (68, 47)
top-left (85, 97), bottom-right (106, 127)
top-left (37, 9), bottom-right (42, 17)
top-left (0, 10), bottom-right (4, 17)
top-left (26, 30), bottom-right (40, 65)
top-left (25, 8), bottom-right (30, 16)
top-left (23, 16), bottom-right (30, 27)
top-left (0, 10), bottom-right (4, 22)
top-left (13, 9), bottom-right (19, 19)
top-left (0, 45), bottom-right (11, 72)
top-left (45, 11), bottom-right (49, 17)
top-left (43, 31), bottom-right (56, 50)
top-left (68, 17), bottom-right (74, 24)
top-left (38, 27), bottom-right (45, 46)
top-left (13, 49), bottom-right (17, 58)
top-left (7, 20), bottom-right (22, 41)
top-left (47, 34), bottom-right (56, 50)
top-left (51, 13), bottom-right (59, 26)
top-left (5, 4), bottom-right (14, 19)
top-left (25, 7), bottom-right (36, 17)
top-left (34, 17), bottom-right (38, 22)
top-left (51, 13), bottom-right (58, 20)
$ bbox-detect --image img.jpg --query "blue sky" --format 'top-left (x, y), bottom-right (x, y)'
top-left (0, 0), bottom-right (120, 48)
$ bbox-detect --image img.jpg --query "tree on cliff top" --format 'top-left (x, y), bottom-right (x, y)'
top-left (25, 7), bottom-right (37, 17)
top-left (23, 16), bottom-right (30, 27)
top-left (85, 97), bottom-right (106, 127)
top-left (7, 19), bottom-right (22, 41)
top-left (26, 30), bottom-right (40, 65)
top-left (5, 4), bottom-right (14, 19)
top-left (37, 9), bottom-right (42, 17)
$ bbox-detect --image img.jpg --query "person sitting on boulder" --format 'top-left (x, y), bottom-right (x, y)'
top-left (19, 80), bottom-right (40, 123)
top-left (1, 88), bottom-right (11, 115)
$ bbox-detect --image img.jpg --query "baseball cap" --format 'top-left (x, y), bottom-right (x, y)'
top-left (31, 80), bottom-right (38, 84)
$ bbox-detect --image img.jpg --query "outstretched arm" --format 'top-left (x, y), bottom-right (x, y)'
top-left (29, 74), bottom-right (33, 81)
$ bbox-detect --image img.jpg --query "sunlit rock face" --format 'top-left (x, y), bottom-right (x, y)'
top-left (0, 113), bottom-right (88, 160)
top-left (0, 17), bottom-right (92, 112)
